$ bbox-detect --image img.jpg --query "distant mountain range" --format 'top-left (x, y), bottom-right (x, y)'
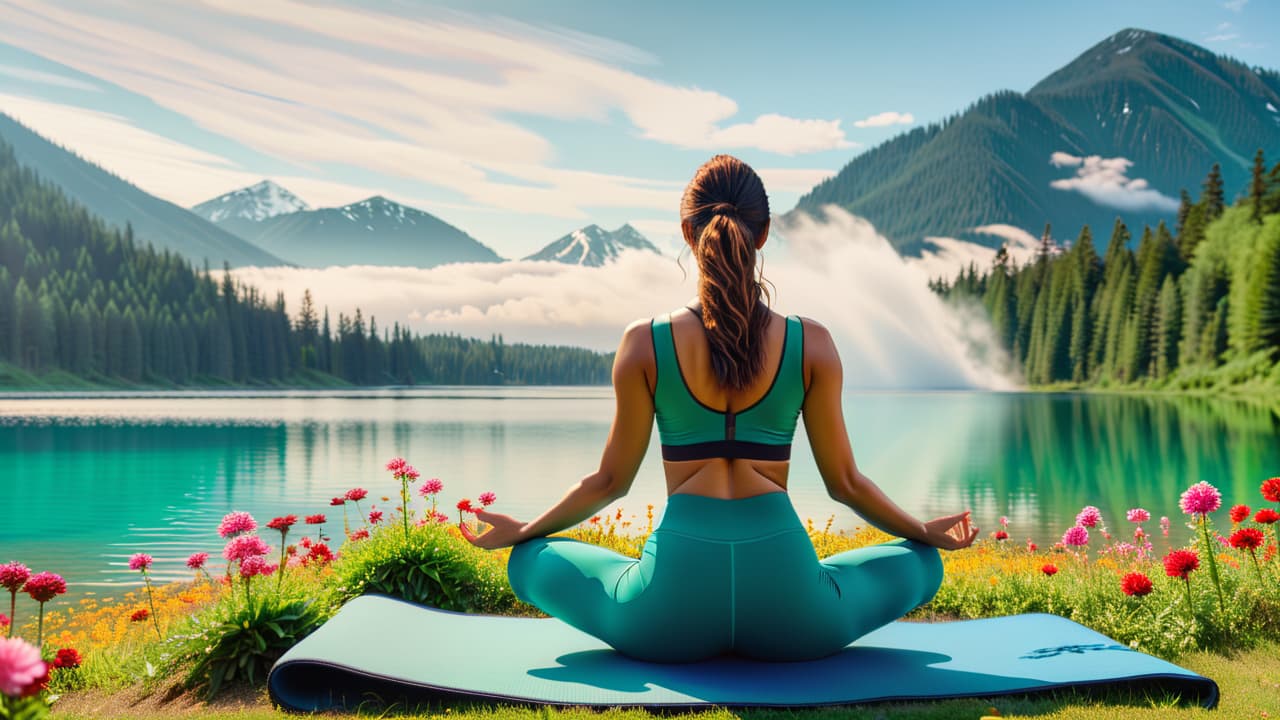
top-left (794, 28), bottom-right (1280, 253)
top-left (192, 185), bottom-right (503, 268)
top-left (521, 223), bottom-right (661, 266)
top-left (0, 113), bottom-right (284, 267)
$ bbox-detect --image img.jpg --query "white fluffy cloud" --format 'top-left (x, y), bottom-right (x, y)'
top-left (1049, 152), bottom-right (1179, 213)
top-left (853, 111), bottom-right (914, 128)
top-left (0, 0), bottom-right (854, 219)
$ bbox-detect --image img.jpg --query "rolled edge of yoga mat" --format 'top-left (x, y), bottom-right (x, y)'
top-left (267, 595), bottom-right (1220, 712)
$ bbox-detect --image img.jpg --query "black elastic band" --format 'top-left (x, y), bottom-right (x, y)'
top-left (661, 440), bottom-right (791, 462)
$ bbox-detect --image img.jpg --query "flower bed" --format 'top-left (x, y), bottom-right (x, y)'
top-left (2, 465), bottom-right (1278, 717)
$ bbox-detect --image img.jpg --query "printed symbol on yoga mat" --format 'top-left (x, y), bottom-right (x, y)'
top-left (1020, 643), bottom-right (1131, 660)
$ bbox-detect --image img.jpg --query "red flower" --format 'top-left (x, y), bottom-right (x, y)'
top-left (305, 514), bottom-right (326, 525)
top-left (1163, 549), bottom-right (1200, 579)
top-left (456, 499), bottom-right (474, 513)
top-left (330, 497), bottom-right (346, 506)
top-left (130, 608), bottom-right (150, 623)
top-left (305, 543), bottom-right (334, 565)
top-left (369, 510), bottom-right (384, 525)
top-left (23, 572), bottom-right (66, 603)
top-left (20, 665), bottom-right (49, 698)
top-left (0, 613), bottom-right (9, 628)
top-left (385, 457), bottom-right (407, 473)
top-left (52, 648), bottom-right (83, 670)
top-left (1229, 504), bottom-right (1251, 524)
top-left (1262, 477), bottom-right (1280, 503)
top-left (1256, 508), bottom-right (1279, 524)
top-left (267, 515), bottom-right (298, 531)
top-left (345, 488), bottom-right (368, 502)
top-left (1121, 572), bottom-right (1154, 597)
top-left (478, 492), bottom-right (497, 506)
top-left (349, 529), bottom-right (370, 541)
top-left (1026, 540), bottom-right (1038, 553)
top-left (1041, 563), bottom-right (1058, 576)
top-left (994, 530), bottom-right (1009, 541)
top-left (1229, 527), bottom-right (1265, 551)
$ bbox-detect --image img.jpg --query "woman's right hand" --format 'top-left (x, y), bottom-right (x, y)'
top-left (921, 511), bottom-right (979, 550)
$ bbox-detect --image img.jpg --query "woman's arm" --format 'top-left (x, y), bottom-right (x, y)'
top-left (800, 319), bottom-right (978, 550)
top-left (462, 318), bottom-right (656, 549)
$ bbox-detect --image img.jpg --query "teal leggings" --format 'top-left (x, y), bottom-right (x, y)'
top-left (507, 492), bottom-right (943, 663)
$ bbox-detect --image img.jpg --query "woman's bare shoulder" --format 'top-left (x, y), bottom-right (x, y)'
top-left (796, 316), bottom-right (837, 362)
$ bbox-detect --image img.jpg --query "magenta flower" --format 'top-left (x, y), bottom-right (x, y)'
top-left (479, 491), bottom-right (497, 507)
top-left (127, 553), bottom-right (153, 572)
top-left (186, 552), bottom-right (209, 570)
top-left (1179, 481), bottom-right (1222, 516)
top-left (419, 478), bottom-right (444, 496)
top-left (369, 509), bottom-right (384, 525)
top-left (385, 457), bottom-right (407, 473)
top-left (1075, 506), bottom-right (1102, 528)
top-left (403, 465), bottom-right (420, 481)
top-left (345, 487), bottom-right (368, 502)
top-left (1126, 508), bottom-right (1150, 523)
top-left (0, 563), bottom-right (30, 594)
top-left (432, 510), bottom-right (450, 523)
top-left (217, 511), bottom-right (257, 539)
top-left (23, 572), bottom-right (66, 604)
top-left (222, 535), bottom-right (271, 563)
top-left (1062, 525), bottom-right (1089, 547)
top-left (238, 556), bottom-right (275, 579)
top-left (0, 636), bottom-right (46, 696)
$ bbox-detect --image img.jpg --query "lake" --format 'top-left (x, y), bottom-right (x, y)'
top-left (2, 388), bottom-right (1278, 598)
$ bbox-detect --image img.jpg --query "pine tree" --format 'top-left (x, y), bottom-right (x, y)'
top-left (1203, 163), bottom-right (1225, 221)
top-left (1153, 277), bottom-right (1182, 379)
top-left (1250, 149), bottom-right (1267, 224)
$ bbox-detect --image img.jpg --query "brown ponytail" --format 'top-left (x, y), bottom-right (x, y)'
top-left (679, 154), bottom-right (774, 391)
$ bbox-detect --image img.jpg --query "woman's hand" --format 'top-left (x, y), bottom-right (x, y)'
top-left (458, 509), bottom-right (529, 550)
top-left (921, 511), bottom-right (979, 550)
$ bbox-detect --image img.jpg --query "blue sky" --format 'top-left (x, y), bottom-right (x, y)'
top-left (0, 0), bottom-right (1275, 259)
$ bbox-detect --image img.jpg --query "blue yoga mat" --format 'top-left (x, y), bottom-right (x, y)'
top-left (268, 595), bottom-right (1218, 711)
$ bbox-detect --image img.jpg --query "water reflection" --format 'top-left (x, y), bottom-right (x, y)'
top-left (1, 390), bottom-right (1276, 597)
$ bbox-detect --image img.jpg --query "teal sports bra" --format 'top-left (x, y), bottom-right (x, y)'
top-left (651, 307), bottom-right (805, 462)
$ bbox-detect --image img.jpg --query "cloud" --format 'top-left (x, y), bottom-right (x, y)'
top-left (1048, 152), bottom-right (1180, 213)
top-left (1205, 32), bottom-right (1239, 42)
top-left (853, 111), bottom-right (914, 128)
top-left (0, 0), bottom-right (853, 223)
top-left (229, 206), bottom-right (1018, 390)
top-left (755, 167), bottom-right (838, 194)
top-left (971, 224), bottom-right (1042, 254)
top-left (0, 64), bottom-right (100, 92)
top-left (1223, 0), bottom-right (1247, 11)
top-left (910, 228), bottom-right (1041, 285)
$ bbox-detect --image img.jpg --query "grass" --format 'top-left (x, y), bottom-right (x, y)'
top-left (47, 641), bottom-right (1280, 719)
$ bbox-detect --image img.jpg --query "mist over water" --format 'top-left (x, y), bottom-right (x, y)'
top-left (232, 205), bottom-right (1017, 390)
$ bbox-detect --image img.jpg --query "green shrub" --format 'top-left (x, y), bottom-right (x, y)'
top-left (331, 521), bottom-right (526, 614)
top-left (165, 575), bottom-right (329, 699)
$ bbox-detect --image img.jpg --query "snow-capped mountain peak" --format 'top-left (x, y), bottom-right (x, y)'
top-left (192, 180), bottom-right (310, 223)
top-left (524, 223), bottom-right (662, 267)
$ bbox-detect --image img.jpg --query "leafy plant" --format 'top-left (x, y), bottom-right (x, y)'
top-left (332, 520), bottom-right (525, 614)
top-left (165, 580), bottom-right (326, 699)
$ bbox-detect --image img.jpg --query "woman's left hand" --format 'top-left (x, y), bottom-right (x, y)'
top-left (459, 509), bottom-right (528, 549)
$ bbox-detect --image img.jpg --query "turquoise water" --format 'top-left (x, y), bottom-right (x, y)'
top-left (1, 388), bottom-right (1278, 598)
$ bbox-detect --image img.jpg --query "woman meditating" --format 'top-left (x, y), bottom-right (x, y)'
top-left (461, 154), bottom-right (979, 663)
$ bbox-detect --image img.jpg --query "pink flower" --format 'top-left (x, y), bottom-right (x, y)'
top-left (345, 488), bottom-right (368, 502)
top-left (1026, 539), bottom-right (1038, 553)
top-left (222, 535), bottom-right (270, 563)
top-left (0, 563), bottom-right (31, 594)
top-left (368, 510), bottom-right (383, 525)
top-left (330, 497), bottom-right (346, 506)
top-left (217, 511), bottom-right (257, 539)
top-left (0, 637), bottom-right (47, 697)
top-left (1160, 516), bottom-right (1170, 537)
top-left (267, 515), bottom-right (298, 532)
top-left (1075, 506), bottom-right (1101, 528)
top-left (238, 556), bottom-right (275, 579)
top-left (23, 572), bottom-right (66, 603)
top-left (1180, 481), bottom-right (1222, 516)
top-left (385, 457), bottom-right (407, 473)
top-left (419, 478), bottom-right (444, 496)
top-left (0, 615), bottom-right (7, 629)
top-left (1126, 508), bottom-right (1150, 523)
top-left (127, 553), bottom-right (152, 572)
top-left (285, 555), bottom-right (304, 569)
top-left (998, 516), bottom-right (1009, 528)
top-left (403, 466), bottom-right (420, 481)
top-left (1062, 525), bottom-right (1089, 547)
top-left (478, 492), bottom-right (497, 507)
top-left (432, 511), bottom-right (449, 523)
top-left (186, 552), bottom-right (209, 570)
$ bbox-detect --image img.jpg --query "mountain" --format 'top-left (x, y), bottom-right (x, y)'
top-left (191, 180), bottom-right (310, 240)
top-left (0, 112), bottom-right (285, 268)
top-left (218, 194), bottom-right (504, 268)
top-left (794, 28), bottom-right (1280, 254)
top-left (522, 224), bottom-right (662, 266)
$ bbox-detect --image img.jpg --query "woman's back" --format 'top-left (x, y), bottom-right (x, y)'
top-left (651, 304), bottom-right (805, 498)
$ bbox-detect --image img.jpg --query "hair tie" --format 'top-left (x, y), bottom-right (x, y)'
top-left (708, 202), bottom-right (737, 217)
